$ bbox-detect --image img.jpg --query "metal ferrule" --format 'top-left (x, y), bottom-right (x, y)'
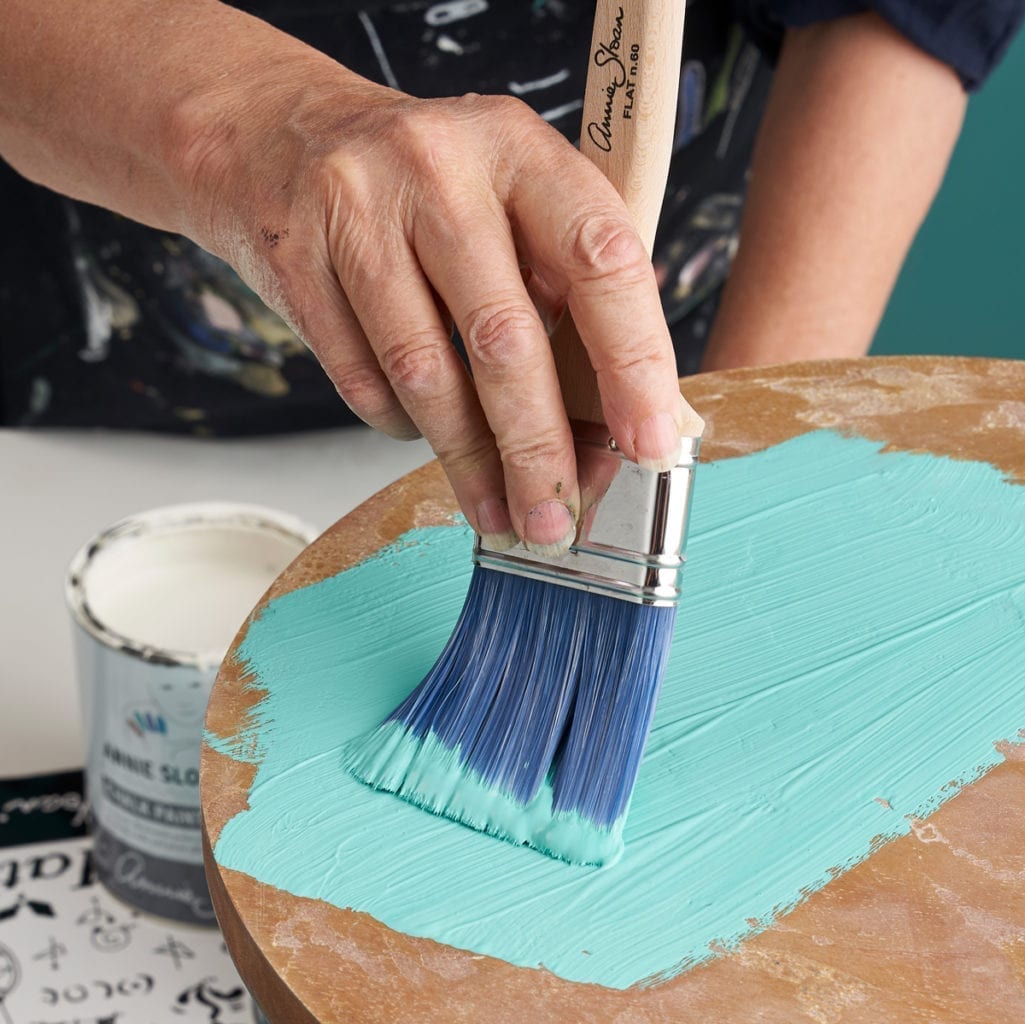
top-left (473, 434), bottom-right (700, 606)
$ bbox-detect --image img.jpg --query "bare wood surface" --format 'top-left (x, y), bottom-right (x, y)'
top-left (203, 357), bottom-right (1025, 1023)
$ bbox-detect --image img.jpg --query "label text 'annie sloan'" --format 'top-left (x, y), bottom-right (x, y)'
top-left (102, 744), bottom-right (198, 786)
top-left (587, 7), bottom-right (640, 152)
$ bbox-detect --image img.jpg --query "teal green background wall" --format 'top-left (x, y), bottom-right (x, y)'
top-left (871, 31), bottom-right (1025, 361)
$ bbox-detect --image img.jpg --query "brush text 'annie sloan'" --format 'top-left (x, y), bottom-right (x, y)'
top-left (587, 7), bottom-right (640, 152)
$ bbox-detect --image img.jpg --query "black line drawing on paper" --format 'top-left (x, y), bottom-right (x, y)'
top-left (33, 935), bottom-right (70, 971)
top-left (115, 973), bottom-right (154, 997)
top-left (31, 1016), bottom-right (121, 1024)
top-left (75, 897), bottom-right (111, 930)
top-left (89, 921), bottom-right (135, 953)
top-left (55, 981), bottom-right (88, 1003)
top-left (27, 896), bottom-right (56, 917)
top-left (76, 896), bottom-right (136, 952)
top-left (41, 973), bottom-right (154, 1007)
top-left (154, 934), bottom-right (195, 971)
top-left (0, 893), bottom-right (57, 922)
top-left (172, 977), bottom-right (246, 1022)
top-left (0, 942), bottom-right (19, 1024)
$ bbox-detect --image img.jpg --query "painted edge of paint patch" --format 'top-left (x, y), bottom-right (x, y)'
top-left (204, 518), bottom-right (474, 762)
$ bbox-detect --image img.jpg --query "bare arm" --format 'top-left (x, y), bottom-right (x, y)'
top-left (701, 12), bottom-right (967, 371)
top-left (0, 0), bottom-right (700, 552)
top-left (0, 0), bottom-right (278, 234)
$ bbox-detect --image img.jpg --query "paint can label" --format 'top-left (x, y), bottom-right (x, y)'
top-left (65, 502), bottom-right (316, 926)
top-left (78, 643), bottom-right (216, 924)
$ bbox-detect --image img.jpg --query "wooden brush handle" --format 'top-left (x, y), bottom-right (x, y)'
top-left (553, 0), bottom-right (685, 425)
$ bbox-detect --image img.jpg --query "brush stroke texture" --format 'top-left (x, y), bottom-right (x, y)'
top-left (211, 431), bottom-right (1025, 988)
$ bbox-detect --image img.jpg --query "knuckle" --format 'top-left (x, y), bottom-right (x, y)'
top-left (599, 344), bottom-right (659, 378)
top-left (567, 213), bottom-right (650, 283)
top-left (448, 92), bottom-right (532, 130)
top-left (391, 95), bottom-right (541, 189)
top-left (330, 361), bottom-right (419, 440)
top-left (463, 303), bottom-right (543, 370)
top-left (498, 429), bottom-right (567, 475)
top-left (322, 185), bottom-right (410, 292)
top-left (316, 148), bottom-right (371, 205)
top-left (434, 434), bottom-right (495, 480)
top-left (318, 151), bottom-right (376, 229)
top-left (475, 92), bottom-right (532, 123)
top-left (315, 153), bottom-right (389, 284)
top-left (388, 104), bottom-right (454, 178)
top-left (378, 330), bottom-right (448, 396)
top-left (330, 361), bottom-right (391, 414)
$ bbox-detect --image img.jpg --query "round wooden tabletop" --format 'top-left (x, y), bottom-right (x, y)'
top-left (202, 357), bottom-right (1025, 1023)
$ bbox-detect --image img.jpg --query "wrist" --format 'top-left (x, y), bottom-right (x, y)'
top-left (159, 16), bottom-right (379, 256)
top-left (160, 50), bottom-right (303, 250)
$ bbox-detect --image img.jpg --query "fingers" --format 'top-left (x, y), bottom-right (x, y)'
top-left (285, 91), bottom-right (704, 559)
top-left (509, 143), bottom-right (704, 464)
top-left (277, 254), bottom-right (421, 441)
top-left (413, 195), bottom-right (580, 553)
top-left (330, 222), bottom-right (521, 551)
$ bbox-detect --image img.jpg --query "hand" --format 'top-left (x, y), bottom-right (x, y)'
top-left (175, 56), bottom-right (695, 553)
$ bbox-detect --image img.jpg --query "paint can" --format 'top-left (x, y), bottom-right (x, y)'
top-left (66, 503), bottom-right (316, 925)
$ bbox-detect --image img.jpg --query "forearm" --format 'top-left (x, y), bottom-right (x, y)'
top-left (701, 12), bottom-right (967, 371)
top-left (0, 0), bottom-right (354, 240)
top-left (0, 0), bottom-right (695, 550)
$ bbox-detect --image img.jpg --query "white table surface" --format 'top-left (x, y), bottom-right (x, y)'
top-left (0, 426), bottom-right (434, 778)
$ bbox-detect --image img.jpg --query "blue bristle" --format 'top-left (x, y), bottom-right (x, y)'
top-left (552, 598), bottom-right (675, 825)
top-left (384, 568), bottom-right (582, 804)
top-left (344, 564), bottom-right (676, 863)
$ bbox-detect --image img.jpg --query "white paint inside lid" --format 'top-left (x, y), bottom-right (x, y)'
top-left (81, 518), bottom-right (308, 658)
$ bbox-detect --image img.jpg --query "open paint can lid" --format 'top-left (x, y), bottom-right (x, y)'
top-left (66, 502), bottom-right (318, 670)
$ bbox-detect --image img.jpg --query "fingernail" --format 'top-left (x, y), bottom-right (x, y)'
top-left (524, 500), bottom-right (576, 556)
top-left (475, 497), bottom-right (519, 551)
top-left (634, 413), bottom-right (682, 472)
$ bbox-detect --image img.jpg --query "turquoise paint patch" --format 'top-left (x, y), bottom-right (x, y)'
top-left (212, 431), bottom-right (1025, 989)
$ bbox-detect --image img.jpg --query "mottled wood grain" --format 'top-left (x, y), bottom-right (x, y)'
top-left (202, 357), bottom-right (1025, 1022)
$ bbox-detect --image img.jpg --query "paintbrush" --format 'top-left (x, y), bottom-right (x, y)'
top-left (344, 0), bottom-right (704, 867)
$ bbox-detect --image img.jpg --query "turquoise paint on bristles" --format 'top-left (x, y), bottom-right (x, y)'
top-left (343, 567), bottom-right (678, 866)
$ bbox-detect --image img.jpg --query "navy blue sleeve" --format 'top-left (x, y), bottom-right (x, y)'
top-left (736, 0), bottom-right (1025, 89)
